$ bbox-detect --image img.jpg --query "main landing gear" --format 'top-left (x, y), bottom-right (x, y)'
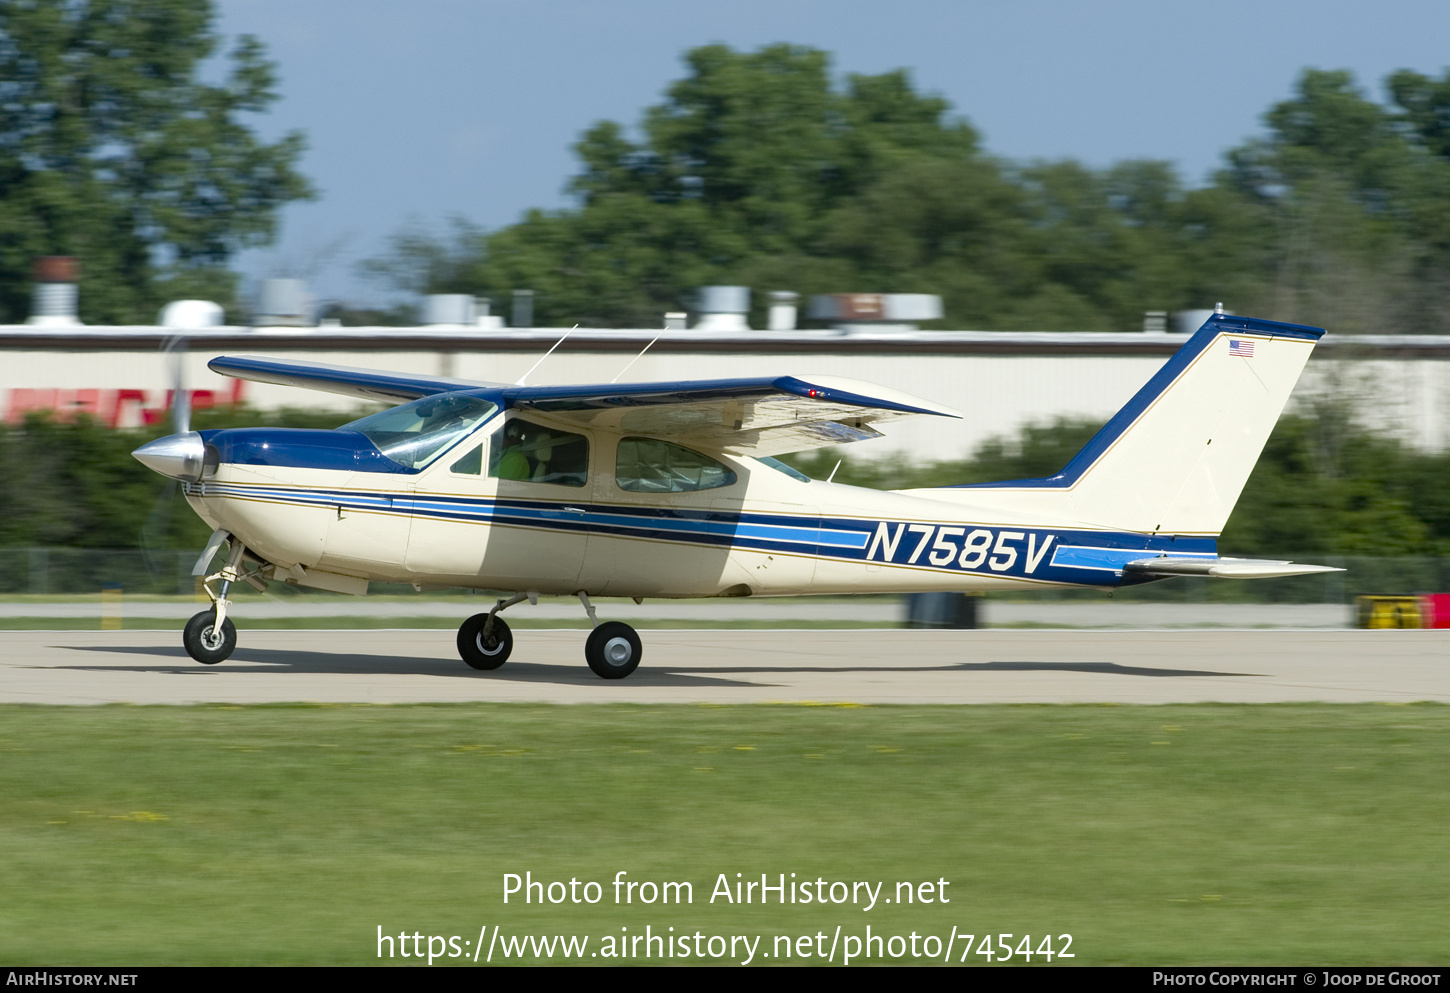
top-left (455, 591), bottom-right (643, 680)
top-left (457, 592), bottom-right (528, 669)
top-left (585, 621), bottom-right (642, 680)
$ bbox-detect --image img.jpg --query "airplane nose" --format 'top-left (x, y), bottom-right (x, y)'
top-left (132, 432), bottom-right (207, 482)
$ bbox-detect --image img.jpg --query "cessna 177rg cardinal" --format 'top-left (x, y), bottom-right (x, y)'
top-left (132, 312), bottom-right (1338, 679)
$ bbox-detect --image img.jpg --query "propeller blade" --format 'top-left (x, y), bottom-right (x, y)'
top-left (164, 334), bottom-right (190, 435)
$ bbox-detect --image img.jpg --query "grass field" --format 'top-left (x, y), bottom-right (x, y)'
top-left (3, 703), bottom-right (1448, 966)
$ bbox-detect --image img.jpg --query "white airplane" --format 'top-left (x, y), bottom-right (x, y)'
top-left (132, 312), bottom-right (1338, 678)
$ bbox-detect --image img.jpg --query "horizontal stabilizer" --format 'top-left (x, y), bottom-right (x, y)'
top-left (1125, 557), bottom-right (1344, 579)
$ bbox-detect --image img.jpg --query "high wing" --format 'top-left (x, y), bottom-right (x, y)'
top-left (208, 355), bottom-right (960, 457)
top-left (502, 374), bottom-right (959, 456)
top-left (208, 355), bottom-right (485, 404)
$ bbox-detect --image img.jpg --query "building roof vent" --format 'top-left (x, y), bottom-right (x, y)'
top-left (422, 294), bottom-right (478, 328)
top-left (768, 291), bottom-right (799, 331)
top-left (807, 293), bottom-right (942, 331)
top-left (1172, 308), bottom-right (1232, 334)
top-left (693, 286), bottom-right (750, 331)
top-left (28, 257), bottom-right (81, 327)
top-left (254, 279), bottom-right (314, 327)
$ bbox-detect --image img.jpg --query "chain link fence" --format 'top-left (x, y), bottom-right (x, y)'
top-left (0, 549), bottom-right (436, 597)
top-left (0, 548), bottom-right (1444, 603)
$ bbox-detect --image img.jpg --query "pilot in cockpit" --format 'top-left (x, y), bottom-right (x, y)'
top-left (494, 420), bottom-right (531, 480)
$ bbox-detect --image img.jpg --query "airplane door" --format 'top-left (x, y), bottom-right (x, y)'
top-left (405, 417), bottom-right (594, 594)
top-left (577, 437), bottom-right (817, 597)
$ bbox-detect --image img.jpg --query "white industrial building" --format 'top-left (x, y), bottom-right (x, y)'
top-left (2, 322), bottom-right (1447, 461)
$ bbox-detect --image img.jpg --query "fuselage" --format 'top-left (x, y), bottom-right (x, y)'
top-left (179, 410), bottom-right (1210, 599)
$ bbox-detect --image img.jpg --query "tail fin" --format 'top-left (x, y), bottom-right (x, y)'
top-left (955, 314), bottom-right (1325, 536)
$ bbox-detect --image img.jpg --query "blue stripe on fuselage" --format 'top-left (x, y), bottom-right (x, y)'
top-left (188, 481), bottom-right (1216, 587)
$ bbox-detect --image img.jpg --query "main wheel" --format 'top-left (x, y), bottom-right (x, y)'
top-left (458, 614), bottom-right (513, 670)
top-left (183, 610), bottom-right (236, 665)
top-left (585, 621), bottom-right (642, 679)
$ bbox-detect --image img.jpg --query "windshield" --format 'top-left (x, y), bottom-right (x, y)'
top-left (342, 394), bottom-right (498, 469)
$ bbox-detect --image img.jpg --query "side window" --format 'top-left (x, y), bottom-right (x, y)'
top-left (487, 418), bottom-right (588, 487)
top-left (449, 443), bottom-right (483, 475)
top-left (615, 437), bottom-right (737, 493)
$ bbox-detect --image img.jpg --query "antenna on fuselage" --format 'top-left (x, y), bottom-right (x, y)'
top-left (514, 325), bottom-right (578, 386)
top-left (610, 334), bottom-right (661, 384)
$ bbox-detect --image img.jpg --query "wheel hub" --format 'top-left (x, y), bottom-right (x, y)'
top-left (603, 636), bottom-right (633, 665)
top-left (200, 625), bottom-right (224, 651)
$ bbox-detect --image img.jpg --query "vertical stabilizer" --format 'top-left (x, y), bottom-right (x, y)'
top-left (953, 315), bottom-right (1325, 535)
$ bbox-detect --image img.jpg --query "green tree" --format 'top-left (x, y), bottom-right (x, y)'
top-left (1223, 413), bottom-right (1440, 555)
top-left (361, 44), bottom-right (1283, 332)
top-left (364, 44), bottom-right (999, 328)
top-left (1217, 69), bottom-right (1450, 333)
top-left (362, 51), bottom-right (1450, 336)
top-left (0, 0), bottom-right (313, 324)
top-left (1389, 68), bottom-right (1450, 159)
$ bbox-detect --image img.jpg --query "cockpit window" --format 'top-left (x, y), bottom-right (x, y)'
top-left (488, 418), bottom-right (589, 487)
top-left (342, 394), bottom-right (498, 469)
top-left (616, 438), bottom-right (736, 492)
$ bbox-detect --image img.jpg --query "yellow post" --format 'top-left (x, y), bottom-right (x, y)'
top-left (100, 583), bottom-right (123, 631)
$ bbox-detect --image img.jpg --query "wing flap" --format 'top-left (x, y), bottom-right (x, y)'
top-left (507, 374), bottom-right (957, 455)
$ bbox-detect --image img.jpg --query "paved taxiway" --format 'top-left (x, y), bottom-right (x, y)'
top-left (1, 628), bottom-right (1446, 705)
top-left (0, 600), bottom-right (1349, 627)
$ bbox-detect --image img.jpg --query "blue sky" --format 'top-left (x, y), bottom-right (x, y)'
top-left (215, 0), bottom-right (1450, 307)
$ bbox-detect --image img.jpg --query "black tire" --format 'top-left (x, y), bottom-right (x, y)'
top-left (183, 610), bottom-right (236, 665)
top-left (458, 614), bottom-right (513, 670)
top-left (585, 621), bottom-right (642, 679)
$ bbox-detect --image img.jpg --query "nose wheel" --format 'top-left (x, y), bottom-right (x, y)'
top-left (585, 621), bottom-right (641, 679)
top-left (183, 610), bottom-right (236, 664)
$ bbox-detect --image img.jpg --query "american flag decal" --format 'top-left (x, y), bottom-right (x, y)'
top-left (1229, 338), bottom-right (1255, 358)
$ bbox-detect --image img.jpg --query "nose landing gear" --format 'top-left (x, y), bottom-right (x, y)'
top-left (183, 532), bottom-right (269, 665)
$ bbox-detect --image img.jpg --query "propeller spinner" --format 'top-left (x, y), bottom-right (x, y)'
top-left (133, 334), bottom-right (204, 481)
